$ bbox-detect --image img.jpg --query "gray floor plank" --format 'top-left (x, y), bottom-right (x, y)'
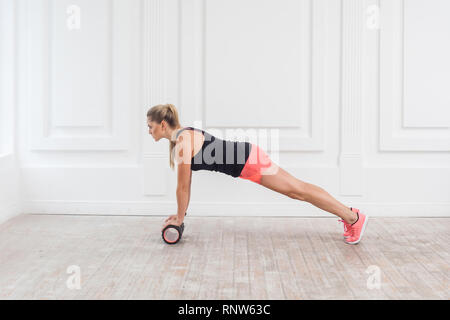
top-left (0, 214), bottom-right (448, 300)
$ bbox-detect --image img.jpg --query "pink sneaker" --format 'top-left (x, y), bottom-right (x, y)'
top-left (345, 208), bottom-right (368, 245)
top-left (338, 207), bottom-right (358, 238)
top-left (338, 219), bottom-right (351, 238)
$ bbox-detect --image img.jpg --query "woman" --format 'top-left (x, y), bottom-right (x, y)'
top-left (148, 104), bottom-right (368, 244)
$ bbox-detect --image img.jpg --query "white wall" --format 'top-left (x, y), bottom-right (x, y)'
top-left (13, 0), bottom-right (450, 217)
top-left (0, 0), bottom-right (21, 224)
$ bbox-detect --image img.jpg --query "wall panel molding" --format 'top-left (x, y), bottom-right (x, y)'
top-left (23, 0), bottom-right (140, 151)
top-left (180, 0), bottom-right (329, 152)
top-left (141, 0), bottom-right (179, 195)
top-left (379, 0), bottom-right (450, 151)
top-left (339, 0), bottom-right (365, 196)
top-left (0, 0), bottom-right (17, 156)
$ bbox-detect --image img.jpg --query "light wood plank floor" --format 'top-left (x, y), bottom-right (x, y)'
top-left (0, 214), bottom-right (448, 300)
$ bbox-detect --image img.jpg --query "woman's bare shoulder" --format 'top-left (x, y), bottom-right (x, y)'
top-left (175, 130), bottom-right (195, 158)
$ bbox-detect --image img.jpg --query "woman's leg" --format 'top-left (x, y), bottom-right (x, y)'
top-left (259, 163), bottom-right (357, 224)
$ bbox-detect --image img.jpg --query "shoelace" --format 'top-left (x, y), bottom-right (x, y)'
top-left (338, 219), bottom-right (346, 231)
top-left (339, 219), bottom-right (355, 236)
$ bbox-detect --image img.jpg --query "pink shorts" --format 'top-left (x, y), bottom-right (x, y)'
top-left (238, 143), bottom-right (273, 184)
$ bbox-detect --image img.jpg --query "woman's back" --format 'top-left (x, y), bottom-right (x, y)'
top-left (176, 127), bottom-right (252, 178)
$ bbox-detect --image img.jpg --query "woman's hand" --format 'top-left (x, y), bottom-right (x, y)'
top-left (161, 215), bottom-right (184, 232)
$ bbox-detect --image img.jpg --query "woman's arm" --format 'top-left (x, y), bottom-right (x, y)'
top-left (186, 170), bottom-right (192, 210)
top-left (189, 170), bottom-right (192, 205)
top-left (176, 163), bottom-right (191, 220)
top-left (175, 132), bottom-right (193, 220)
top-left (176, 187), bottom-right (189, 218)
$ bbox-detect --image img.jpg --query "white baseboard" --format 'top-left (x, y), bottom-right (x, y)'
top-left (0, 153), bottom-right (21, 225)
top-left (23, 200), bottom-right (450, 217)
top-left (0, 203), bottom-right (21, 225)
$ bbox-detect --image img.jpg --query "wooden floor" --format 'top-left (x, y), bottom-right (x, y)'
top-left (0, 214), bottom-right (448, 300)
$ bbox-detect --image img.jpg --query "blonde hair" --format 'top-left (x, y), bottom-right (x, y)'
top-left (147, 104), bottom-right (181, 170)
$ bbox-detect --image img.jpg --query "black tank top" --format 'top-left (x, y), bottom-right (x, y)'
top-left (175, 127), bottom-right (252, 178)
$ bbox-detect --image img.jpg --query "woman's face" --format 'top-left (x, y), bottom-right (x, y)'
top-left (147, 118), bottom-right (162, 141)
